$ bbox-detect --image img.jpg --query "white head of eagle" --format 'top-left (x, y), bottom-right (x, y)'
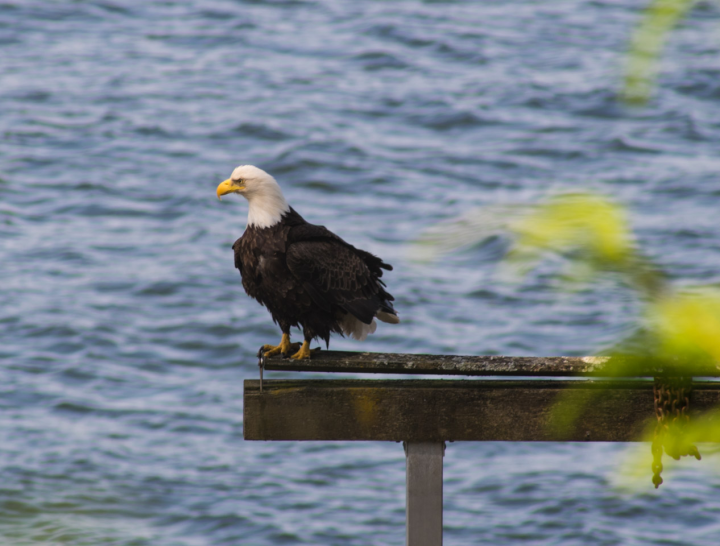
top-left (216, 165), bottom-right (399, 360)
top-left (216, 165), bottom-right (290, 229)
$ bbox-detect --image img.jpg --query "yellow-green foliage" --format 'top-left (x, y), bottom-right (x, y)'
top-left (650, 290), bottom-right (720, 364)
top-left (513, 193), bottom-right (632, 265)
top-left (415, 191), bottom-right (720, 486)
top-left (508, 196), bottom-right (720, 486)
top-left (410, 194), bottom-right (634, 276)
top-left (622, 0), bottom-right (696, 105)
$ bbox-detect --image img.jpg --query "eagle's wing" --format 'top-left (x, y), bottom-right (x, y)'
top-left (232, 237), bottom-right (244, 276)
top-left (286, 225), bottom-right (394, 324)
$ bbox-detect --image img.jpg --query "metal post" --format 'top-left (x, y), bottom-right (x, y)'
top-left (404, 442), bottom-right (445, 546)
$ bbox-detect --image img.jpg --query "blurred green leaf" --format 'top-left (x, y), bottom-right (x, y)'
top-left (513, 193), bottom-right (633, 265)
top-left (622, 0), bottom-right (696, 105)
top-left (649, 289), bottom-right (720, 364)
top-left (417, 189), bottom-right (720, 486)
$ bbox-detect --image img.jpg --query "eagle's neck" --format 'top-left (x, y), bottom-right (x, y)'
top-left (246, 185), bottom-right (290, 229)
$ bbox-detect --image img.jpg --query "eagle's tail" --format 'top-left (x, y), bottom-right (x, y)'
top-left (376, 310), bottom-right (400, 324)
top-left (340, 313), bottom-right (377, 341)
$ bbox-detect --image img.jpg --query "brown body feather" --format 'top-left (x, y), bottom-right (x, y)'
top-left (232, 207), bottom-right (396, 346)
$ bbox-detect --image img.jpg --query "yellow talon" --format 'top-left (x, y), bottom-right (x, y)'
top-left (261, 334), bottom-right (299, 357)
top-left (290, 340), bottom-right (313, 360)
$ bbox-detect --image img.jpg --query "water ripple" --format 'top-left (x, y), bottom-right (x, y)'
top-left (2, 0), bottom-right (720, 544)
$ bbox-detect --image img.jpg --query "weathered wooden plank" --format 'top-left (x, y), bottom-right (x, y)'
top-left (244, 379), bottom-right (720, 442)
top-left (262, 351), bottom-right (720, 377)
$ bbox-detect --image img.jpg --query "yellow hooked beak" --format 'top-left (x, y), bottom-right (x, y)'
top-left (216, 178), bottom-right (244, 200)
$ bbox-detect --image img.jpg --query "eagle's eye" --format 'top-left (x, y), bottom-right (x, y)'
top-left (233, 178), bottom-right (243, 184)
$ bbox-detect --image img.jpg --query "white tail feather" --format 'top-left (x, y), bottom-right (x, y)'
top-left (340, 313), bottom-right (377, 341)
top-left (376, 311), bottom-right (400, 324)
top-left (339, 310), bottom-right (399, 341)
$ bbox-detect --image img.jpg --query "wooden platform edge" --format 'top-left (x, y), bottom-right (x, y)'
top-left (261, 351), bottom-right (720, 377)
top-left (244, 379), bottom-right (720, 442)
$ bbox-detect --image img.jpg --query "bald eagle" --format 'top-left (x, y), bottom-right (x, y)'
top-left (216, 165), bottom-right (399, 360)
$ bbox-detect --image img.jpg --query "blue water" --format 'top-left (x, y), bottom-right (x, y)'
top-left (2, 0), bottom-right (720, 544)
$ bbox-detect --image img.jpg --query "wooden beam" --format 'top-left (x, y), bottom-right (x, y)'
top-left (244, 379), bottom-right (720, 442)
top-left (262, 351), bottom-right (720, 377)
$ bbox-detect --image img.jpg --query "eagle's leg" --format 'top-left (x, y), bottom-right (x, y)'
top-left (289, 340), bottom-right (321, 360)
top-left (261, 333), bottom-right (301, 357)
